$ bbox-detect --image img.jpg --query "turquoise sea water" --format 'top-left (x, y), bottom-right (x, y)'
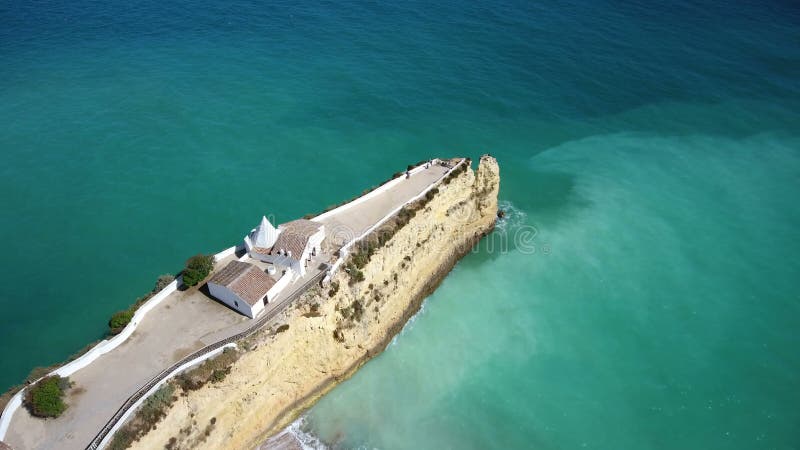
top-left (1, 1), bottom-right (799, 449)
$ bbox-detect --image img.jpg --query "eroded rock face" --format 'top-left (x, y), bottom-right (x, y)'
top-left (130, 156), bottom-right (501, 450)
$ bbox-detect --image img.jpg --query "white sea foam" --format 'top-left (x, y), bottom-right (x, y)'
top-left (388, 299), bottom-right (427, 348)
top-left (494, 200), bottom-right (527, 233)
top-left (285, 416), bottom-right (328, 450)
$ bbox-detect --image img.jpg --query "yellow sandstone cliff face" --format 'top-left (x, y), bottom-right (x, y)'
top-left (129, 156), bottom-right (500, 450)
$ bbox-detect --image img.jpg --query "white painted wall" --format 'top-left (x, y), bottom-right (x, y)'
top-left (248, 226), bottom-right (325, 277)
top-left (265, 271), bottom-right (293, 304)
top-left (207, 282), bottom-right (258, 318)
top-left (302, 227), bottom-right (326, 264)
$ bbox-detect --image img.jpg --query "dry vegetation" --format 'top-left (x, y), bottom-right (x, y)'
top-left (108, 347), bottom-right (241, 450)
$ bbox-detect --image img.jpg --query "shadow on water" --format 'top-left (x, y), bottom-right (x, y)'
top-left (463, 161), bottom-right (590, 268)
top-left (500, 162), bottom-right (589, 220)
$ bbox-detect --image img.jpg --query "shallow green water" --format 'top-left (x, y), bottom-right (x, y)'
top-left (303, 132), bottom-right (800, 449)
top-left (1, 1), bottom-right (799, 448)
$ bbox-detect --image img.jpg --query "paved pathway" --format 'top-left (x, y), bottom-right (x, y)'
top-left (317, 163), bottom-right (449, 248)
top-left (4, 257), bottom-right (251, 450)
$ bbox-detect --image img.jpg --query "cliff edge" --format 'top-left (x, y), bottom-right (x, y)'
top-left (129, 156), bottom-right (500, 450)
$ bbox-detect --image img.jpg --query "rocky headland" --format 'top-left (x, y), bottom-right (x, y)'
top-left (127, 155), bottom-right (500, 450)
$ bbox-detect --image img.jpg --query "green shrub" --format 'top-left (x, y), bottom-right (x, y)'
top-left (346, 263), bottom-right (365, 285)
top-left (352, 252), bottom-right (369, 269)
top-left (328, 281), bottom-right (340, 298)
top-left (351, 300), bottom-right (364, 322)
top-left (303, 303), bottom-right (321, 318)
top-left (139, 383), bottom-right (175, 424)
top-left (108, 310), bottom-right (134, 333)
top-left (187, 254), bottom-right (214, 272)
top-left (276, 324), bottom-right (290, 333)
top-left (154, 274), bottom-right (175, 292)
top-left (181, 268), bottom-right (203, 287)
top-left (24, 376), bottom-right (68, 418)
top-left (333, 328), bottom-right (345, 343)
top-left (182, 254), bottom-right (214, 287)
top-left (107, 273), bottom-right (180, 336)
top-left (108, 426), bottom-right (136, 450)
top-left (210, 368), bottom-right (229, 383)
top-left (176, 347), bottom-right (239, 392)
top-left (424, 187), bottom-right (439, 201)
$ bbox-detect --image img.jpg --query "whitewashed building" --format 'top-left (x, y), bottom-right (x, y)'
top-left (207, 260), bottom-right (291, 318)
top-left (244, 216), bottom-right (325, 277)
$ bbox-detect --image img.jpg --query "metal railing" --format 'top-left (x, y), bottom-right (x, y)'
top-left (87, 269), bottom-right (327, 450)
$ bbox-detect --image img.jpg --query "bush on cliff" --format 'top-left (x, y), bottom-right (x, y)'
top-left (182, 254), bottom-right (214, 287)
top-left (345, 263), bottom-right (365, 285)
top-left (176, 347), bottom-right (239, 392)
top-left (107, 273), bottom-right (178, 335)
top-left (154, 274), bottom-right (176, 291)
top-left (327, 281), bottom-right (340, 298)
top-left (108, 309), bottom-right (135, 333)
top-left (24, 375), bottom-right (69, 418)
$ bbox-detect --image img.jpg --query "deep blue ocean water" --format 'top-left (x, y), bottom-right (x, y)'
top-left (1, 1), bottom-right (799, 448)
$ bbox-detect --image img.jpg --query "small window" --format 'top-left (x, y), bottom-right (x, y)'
top-left (234, 300), bottom-right (239, 307)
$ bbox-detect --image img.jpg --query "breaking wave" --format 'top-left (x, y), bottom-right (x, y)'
top-left (285, 416), bottom-right (328, 450)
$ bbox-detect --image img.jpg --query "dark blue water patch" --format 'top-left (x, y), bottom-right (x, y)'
top-left (3, 0), bottom-right (799, 124)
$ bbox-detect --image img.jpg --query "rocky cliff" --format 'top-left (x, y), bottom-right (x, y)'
top-left (129, 155), bottom-right (500, 450)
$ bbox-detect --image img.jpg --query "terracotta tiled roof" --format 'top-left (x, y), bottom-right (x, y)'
top-left (282, 219), bottom-right (322, 236)
top-left (251, 246), bottom-right (273, 255)
top-left (270, 219), bottom-right (322, 261)
top-left (209, 261), bottom-right (276, 306)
